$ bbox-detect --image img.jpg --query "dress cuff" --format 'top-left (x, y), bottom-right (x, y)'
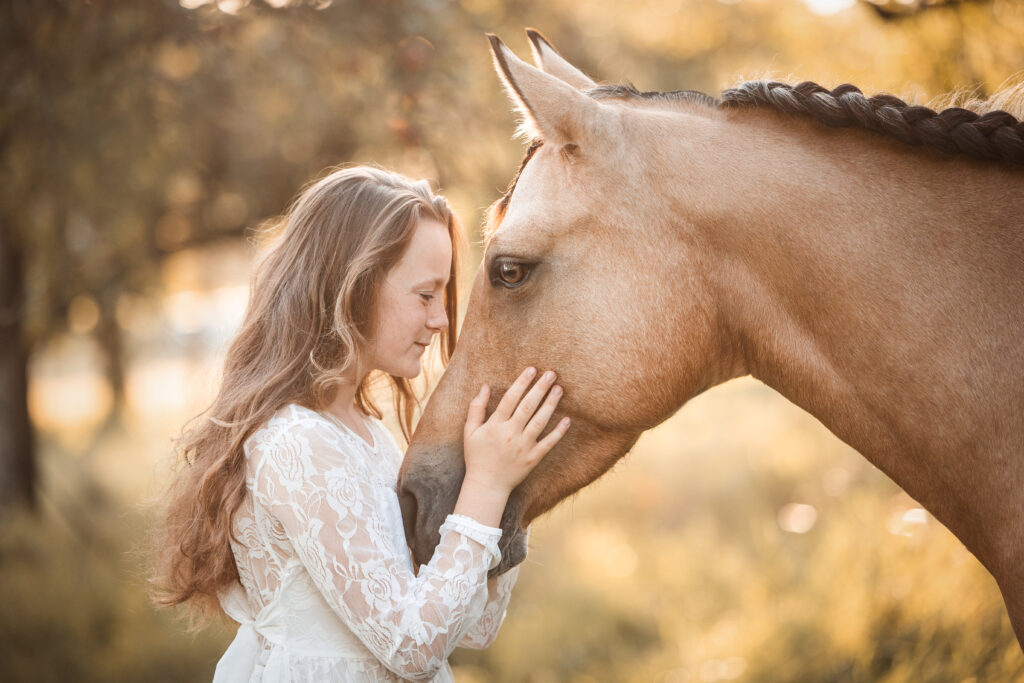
top-left (440, 514), bottom-right (503, 569)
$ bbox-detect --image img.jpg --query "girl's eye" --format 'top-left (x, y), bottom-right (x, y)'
top-left (419, 293), bottom-right (434, 302)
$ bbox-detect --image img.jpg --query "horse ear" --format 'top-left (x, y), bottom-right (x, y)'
top-left (487, 33), bottom-right (604, 146)
top-left (525, 28), bottom-right (597, 91)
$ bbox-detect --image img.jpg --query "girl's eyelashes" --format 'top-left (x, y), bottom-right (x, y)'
top-left (418, 292), bottom-right (435, 302)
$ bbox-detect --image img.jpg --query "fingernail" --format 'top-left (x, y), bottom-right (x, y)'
top-left (552, 385), bottom-right (562, 396)
top-left (525, 367), bottom-right (536, 377)
top-left (561, 417), bottom-right (570, 426)
top-left (543, 370), bottom-right (555, 382)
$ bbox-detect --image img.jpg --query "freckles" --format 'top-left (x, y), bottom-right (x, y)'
top-left (374, 307), bottom-right (395, 336)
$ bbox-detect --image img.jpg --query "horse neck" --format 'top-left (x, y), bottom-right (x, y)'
top-left (664, 107), bottom-right (1024, 568)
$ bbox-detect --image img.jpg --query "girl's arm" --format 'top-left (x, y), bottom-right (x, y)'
top-left (458, 564), bottom-right (520, 649)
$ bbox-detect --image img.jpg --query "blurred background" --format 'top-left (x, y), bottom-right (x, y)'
top-left (2, 0), bottom-right (1023, 680)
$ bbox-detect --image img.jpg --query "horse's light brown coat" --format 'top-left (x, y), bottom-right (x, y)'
top-left (398, 31), bottom-right (1024, 645)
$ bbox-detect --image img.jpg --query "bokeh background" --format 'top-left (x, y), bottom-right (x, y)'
top-left (2, 0), bottom-right (1023, 681)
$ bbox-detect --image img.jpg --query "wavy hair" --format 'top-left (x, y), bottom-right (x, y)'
top-left (152, 166), bottom-right (461, 622)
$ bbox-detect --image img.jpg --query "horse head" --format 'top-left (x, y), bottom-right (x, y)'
top-left (398, 31), bottom-right (741, 574)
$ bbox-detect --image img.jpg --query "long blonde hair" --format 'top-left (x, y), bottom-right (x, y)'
top-left (153, 166), bottom-right (460, 621)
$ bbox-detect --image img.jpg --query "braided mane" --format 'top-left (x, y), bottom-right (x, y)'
top-left (720, 81), bottom-right (1024, 166)
top-left (591, 81), bottom-right (1024, 166)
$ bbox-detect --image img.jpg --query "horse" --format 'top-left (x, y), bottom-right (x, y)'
top-left (396, 29), bottom-right (1024, 645)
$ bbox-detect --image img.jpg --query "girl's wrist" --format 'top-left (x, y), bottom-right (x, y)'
top-left (452, 476), bottom-right (511, 528)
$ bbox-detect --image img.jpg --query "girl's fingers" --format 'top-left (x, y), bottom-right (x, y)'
top-left (528, 415), bottom-right (571, 461)
top-left (464, 384), bottom-right (490, 436)
top-left (491, 367), bottom-right (537, 421)
top-left (523, 384), bottom-right (562, 438)
top-left (511, 370), bottom-right (557, 427)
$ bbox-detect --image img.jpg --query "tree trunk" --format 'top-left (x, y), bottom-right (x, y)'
top-left (97, 286), bottom-right (125, 414)
top-left (0, 221), bottom-right (36, 510)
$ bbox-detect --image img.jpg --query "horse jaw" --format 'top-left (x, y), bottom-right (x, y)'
top-left (399, 363), bottom-right (642, 575)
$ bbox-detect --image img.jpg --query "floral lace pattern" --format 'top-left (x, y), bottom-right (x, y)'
top-left (215, 404), bottom-right (519, 682)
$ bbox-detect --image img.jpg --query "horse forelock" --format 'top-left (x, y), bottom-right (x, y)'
top-left (484, 138), bottom-right (544, 241)
top-left (588, 83), bottom-right (720, 110)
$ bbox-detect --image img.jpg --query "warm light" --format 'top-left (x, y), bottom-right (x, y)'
top-left (155, 43), bottom-right (201, 81)
top-left (778, 503), bottom-right (818, 534)
top-left (126, 358), bottom-right (200, 419)
top-left (888, 507), bottom-right (929, 536)
top-left (216, 0), bottom-right (248, 14)
top-left (68, 295), bottom-right (100, 335)
top-left (699, 656), bottom-right (747, 682)
top-left (802, 0), bottom-right (856, 15)
top-left (165, 291), bottom-right (206, 335)
top-left (569, 524), bottom-right (638, 579)
top-left (822, 466), bottom-right (851, 496)
top-left (29, 369), bottom-right (113, 431)
top-left (208, 285), bottom-right (250, 335)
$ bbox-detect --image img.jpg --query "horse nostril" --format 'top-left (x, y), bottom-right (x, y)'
top-left (397, 449), bottom-right (464, 566)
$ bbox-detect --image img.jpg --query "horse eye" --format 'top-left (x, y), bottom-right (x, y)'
top-left (490, 259), bottom-right (532, 289)
top-left (501, 262), bottom-right (524, 284)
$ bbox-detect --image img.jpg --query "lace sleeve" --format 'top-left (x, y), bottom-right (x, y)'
top-left (457, 566), bottom-right (520, 649)
top-left (248, 416), bottom-right (501, 680)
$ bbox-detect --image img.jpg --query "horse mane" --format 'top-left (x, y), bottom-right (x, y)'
top-left (590, 84), bottom-right (720, 109)
top-left (590, 80), bottom-right (1024, 166)
top-left (485, 138), bottom-right (543, 238)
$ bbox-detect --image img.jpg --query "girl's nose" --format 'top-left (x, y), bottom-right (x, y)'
top-left (427, 300), bottom-right (449, 332)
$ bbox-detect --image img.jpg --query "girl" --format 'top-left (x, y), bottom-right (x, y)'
top-left (154, 166), bottom-right (569, 681)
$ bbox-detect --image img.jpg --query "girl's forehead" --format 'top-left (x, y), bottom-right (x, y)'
top-left (390, 219), bottom-right (451, 282)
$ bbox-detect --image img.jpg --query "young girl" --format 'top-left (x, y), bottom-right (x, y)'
top-left (154, 166), bottom-right (570, 681)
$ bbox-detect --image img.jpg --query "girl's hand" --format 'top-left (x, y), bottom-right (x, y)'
top-left (458, 368), bottom-right (570, 519)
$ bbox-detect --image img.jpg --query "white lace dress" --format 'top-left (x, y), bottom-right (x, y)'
top-left (214, 404), bottom-right (519, 682)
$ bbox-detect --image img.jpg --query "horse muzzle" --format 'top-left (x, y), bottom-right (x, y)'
top-left (398, 443), bottom-right (528, 577)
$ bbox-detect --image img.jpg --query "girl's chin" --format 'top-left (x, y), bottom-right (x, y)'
top-left (376, 351), bottom-right (424, 379)
top-left (389, 363), bottom-right (422, 380)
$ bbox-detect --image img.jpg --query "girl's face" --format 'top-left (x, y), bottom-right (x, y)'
top-left (365, 217), bottom-right (452, 379)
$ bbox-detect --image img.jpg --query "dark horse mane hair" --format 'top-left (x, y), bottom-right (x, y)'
top-left (589, 81), bottom-right (1024, 166)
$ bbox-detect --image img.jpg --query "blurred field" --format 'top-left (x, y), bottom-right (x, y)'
top-left (4, 0), bottom-right (1024, 681)
top-left (452, 379), bottom-right (1023, 681)
top-left (3, 345), bottom-right (1021, 680)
